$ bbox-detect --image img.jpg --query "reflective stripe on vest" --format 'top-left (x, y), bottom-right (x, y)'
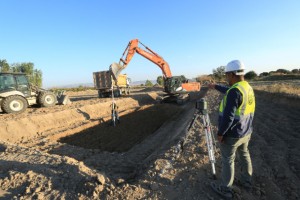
top-left (219, 81), bottom-right (255, 119)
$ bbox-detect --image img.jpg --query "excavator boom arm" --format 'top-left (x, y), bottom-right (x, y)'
top-left (119, 39), bottom-right (172, 78)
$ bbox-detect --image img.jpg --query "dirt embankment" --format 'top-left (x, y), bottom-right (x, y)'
top-left (0, 87), bottom-right (299, 200)
top-left (0, 88), bottom-right (158, 143)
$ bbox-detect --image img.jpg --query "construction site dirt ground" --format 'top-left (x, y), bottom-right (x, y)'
top-left (0, 86), bottom-right (299, 200)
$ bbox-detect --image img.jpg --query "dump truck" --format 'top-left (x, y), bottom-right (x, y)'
top-left (0, 72), bottom-right (70, 114)
top-left (93, 70), bottom-right (130, 98)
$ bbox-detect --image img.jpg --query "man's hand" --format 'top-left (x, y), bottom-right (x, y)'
top-left (208, 83), bottom-right (216, 89)
top-left (217, 135), bottom-right (224, 143)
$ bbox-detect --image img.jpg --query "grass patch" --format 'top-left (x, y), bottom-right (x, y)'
top-left (254, 83), bottom-right (300, 96)
top-left (257, 74), bottom-right (300, 81)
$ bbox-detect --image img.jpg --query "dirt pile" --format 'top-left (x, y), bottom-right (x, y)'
top-left (0, 142), bottom-right (106, 199)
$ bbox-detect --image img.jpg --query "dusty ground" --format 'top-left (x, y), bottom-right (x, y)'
top-left (0, 86), bottom-right (299, 200)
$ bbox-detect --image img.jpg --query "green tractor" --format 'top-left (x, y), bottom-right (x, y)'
top-left (0, 72), bottom-right (58, 114)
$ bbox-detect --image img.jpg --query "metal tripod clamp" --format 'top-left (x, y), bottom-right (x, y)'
top-left (195, 98), bottom-right (208, 115)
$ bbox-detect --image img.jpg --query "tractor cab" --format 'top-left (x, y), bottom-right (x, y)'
top-left (0, 73), bottom-right (31, 97)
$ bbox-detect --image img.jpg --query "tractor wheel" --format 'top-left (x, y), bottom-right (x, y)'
top-left (1, 95), bottom-right (28, 114)
top-left (38, 91), bottom-right (57, 107)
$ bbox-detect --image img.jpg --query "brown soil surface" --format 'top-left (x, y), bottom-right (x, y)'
top-left (0, 87), bottom-right (299, 199)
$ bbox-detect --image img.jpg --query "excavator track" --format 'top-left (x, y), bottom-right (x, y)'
top-left (156, 93), bottom-right (190, 104)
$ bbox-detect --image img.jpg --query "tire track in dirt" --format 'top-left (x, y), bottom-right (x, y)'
top-left (251, 91), bottom-right (300, 199)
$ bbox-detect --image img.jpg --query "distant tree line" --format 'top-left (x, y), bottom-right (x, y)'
top-left (130, 66), bottom-right (300, 86)
top-left (245, 68), bottom-right (300, 80)
top-left (0, 59), bottom-right (43, 87)
top-left (196, 66), bottom-right (300, 82)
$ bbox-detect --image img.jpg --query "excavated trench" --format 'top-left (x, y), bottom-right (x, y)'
top-left (58, 103), bottom-right (182, 152)
top-left (44, 89), bottom-right (206, 153)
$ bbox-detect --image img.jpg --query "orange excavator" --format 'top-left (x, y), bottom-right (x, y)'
top-left (110, 39), bottom-right (201, 103)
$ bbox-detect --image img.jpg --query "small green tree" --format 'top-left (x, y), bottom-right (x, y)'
top-left (32, 69), bottom-right (43, 87)
top-left (145, 80), bottom-right (153, 87)
top-left (156, 76), bottom-right (164, 86)
top-left (212, 66), bottom-right (225, 81)
top-left (291, 69), bottom-right (299, 74)
top-left (11, 62), bottom-right (43, 87)
top-left (0, 59), bottom-right (10, 72)
top-left (245, 71), bottom-right (258, 80)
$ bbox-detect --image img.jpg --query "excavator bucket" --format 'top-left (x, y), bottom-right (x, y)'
top-left (56, 90), bottom-right (72, 105)
top-left (57, 94), bottom-right (71, 105)
top-left (109, 62), bottom-right (125, 81)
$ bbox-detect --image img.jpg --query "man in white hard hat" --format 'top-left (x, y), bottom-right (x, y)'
top-left (209, 60), bottom-right (255, 199)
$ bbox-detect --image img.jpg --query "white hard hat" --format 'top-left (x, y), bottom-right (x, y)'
top-left (225, 60), bottom-right (245, 75)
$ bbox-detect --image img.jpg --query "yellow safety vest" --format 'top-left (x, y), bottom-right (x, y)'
top-left (219, 80), bottom-right (255, 120)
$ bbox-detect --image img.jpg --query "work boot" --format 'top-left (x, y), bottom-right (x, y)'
top-left (211, 181), bottom-right (233, 199)
top-left (236, 179), bottom-right (252, 191)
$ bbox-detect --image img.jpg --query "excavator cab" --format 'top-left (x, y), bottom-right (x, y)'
top-left (164, 76), bottom-right (186, 94)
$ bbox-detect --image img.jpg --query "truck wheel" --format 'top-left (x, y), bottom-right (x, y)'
top-left (1, 95), bottom-right (28, 114)
top-left (38, 91), bottom-right (57, 107)
top-left (113, 90), bottom-right (121, 97)
top-left (98, 90), bottom-right (104, 98)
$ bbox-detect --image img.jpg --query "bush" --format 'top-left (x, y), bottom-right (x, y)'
top-left (212, 66), bottom-right (225, 81)
top-left (291, 69), bottom-right (299, 74)
top-left (245, 71), bottom-right (257, 80)
top-left (259, 72), bottom-right (269, 77)
top-left (196, 75), bottom-right (213, 84)
top-left (145, 80), bottom-right (153, 87)
top-left (156, 76), bottom-right (164, 86)
top-left (276, 69), bottom-right (290, 74)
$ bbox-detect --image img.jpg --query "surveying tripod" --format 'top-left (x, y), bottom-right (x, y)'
top-left (188, 98), bottom-right (217, 179)
top-left (110, 82), bottom-right (120, 127)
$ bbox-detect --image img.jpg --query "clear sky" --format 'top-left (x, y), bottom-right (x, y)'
top-left (1, 0), bottom-right (300, 87)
